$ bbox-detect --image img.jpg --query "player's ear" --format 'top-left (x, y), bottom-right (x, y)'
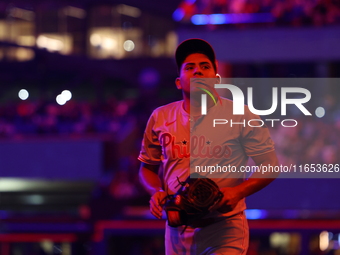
top-left (215, 61), bottom-right (221, 83)
top-left (175, 77), bottom-right (182, 89)
top-left (216, 73), bottom-right (221, 84)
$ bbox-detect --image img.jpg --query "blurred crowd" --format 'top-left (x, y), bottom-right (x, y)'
top-left (0, 98), bottom-right (139, 138)
top-left (0, 94), bottom-right (166, 203)
top-left (270, 117), bottom-right (340, 166)
top-left (179, 0), bottom-right (340, 26)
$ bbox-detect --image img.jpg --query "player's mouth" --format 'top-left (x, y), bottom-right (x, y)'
top-left (191, 78), bottom-right (205, 82)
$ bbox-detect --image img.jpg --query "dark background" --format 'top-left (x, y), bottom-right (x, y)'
top-left (0, 0), bottom-right (340, 254)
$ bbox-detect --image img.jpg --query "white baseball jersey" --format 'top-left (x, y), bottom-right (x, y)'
top-left (138, 97), bottom-right (275, 217)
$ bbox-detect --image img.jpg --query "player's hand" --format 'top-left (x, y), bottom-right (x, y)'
top-left (211, 187), bottom-right (243, 213)
top-left (149, 190), bottom-right (167, 219)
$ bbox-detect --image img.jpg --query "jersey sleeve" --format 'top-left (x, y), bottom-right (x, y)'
top-left (240, 108), bottom-right (275, 157)
top-left (138, 111), bottom-right (162, 165)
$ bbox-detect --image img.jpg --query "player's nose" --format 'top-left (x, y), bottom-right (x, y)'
top-left (193, 67), bottom-right (203, 76)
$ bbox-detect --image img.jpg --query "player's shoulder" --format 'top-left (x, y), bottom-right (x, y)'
top-left (218, 97), bottom-right (235, 110)
top-left (220, 97), bottom-right (233, 105)
top-left (147, 100), bottom-right (183, 126)
top-left (153, 100), bottom-right (183, 114)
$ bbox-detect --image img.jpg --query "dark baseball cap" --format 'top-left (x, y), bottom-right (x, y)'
top-left (175, 38), bottom-right (217, 73)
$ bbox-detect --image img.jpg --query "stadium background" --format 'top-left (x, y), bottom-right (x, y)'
top-left (0, 0), bottom-right (340, 254)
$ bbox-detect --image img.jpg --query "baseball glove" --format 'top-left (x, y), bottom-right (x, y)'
top-left (163, 174), bottom-right (223, 228)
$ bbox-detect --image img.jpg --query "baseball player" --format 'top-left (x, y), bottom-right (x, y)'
top-left (138, 38), bottom-right (279, 254)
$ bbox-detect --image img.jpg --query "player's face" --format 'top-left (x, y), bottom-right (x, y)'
top-left (176, 53), bottom-right (217, 96)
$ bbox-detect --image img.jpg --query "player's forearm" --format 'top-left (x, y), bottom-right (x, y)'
top-left (236, 150), bottom-right (279, 199)
top-left (139, 163), bottom-right (163, 195)
top-left (233, 177), bottom-right (276, 200)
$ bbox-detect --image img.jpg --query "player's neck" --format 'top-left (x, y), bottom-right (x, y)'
top-left (182, 96), bottom-right (215, 116)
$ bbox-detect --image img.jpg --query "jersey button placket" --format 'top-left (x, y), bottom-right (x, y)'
top-left (189, 117), bottom-right (194, 132)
